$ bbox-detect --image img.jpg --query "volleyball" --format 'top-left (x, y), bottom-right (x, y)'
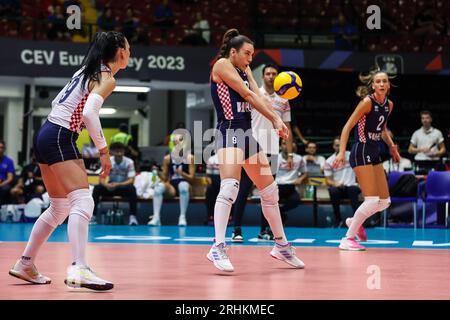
top-left (274, 71), bottom-right (303, 100)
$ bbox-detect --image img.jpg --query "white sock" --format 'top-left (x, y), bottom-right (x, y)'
top-left (178, 181), bottom-right (190, 219)
top-left (152, 183), bottom-right (165, 221)
top-left (260, 182), bottom-right (288, 246)
top-left (21, 218), bottom-right (55, 265)
top-left (346, 196), bottom-right (380, 239)
top-left (67, 214), bottom-right (89, 266)
top-left (22, 198), bottom-right (70, 264)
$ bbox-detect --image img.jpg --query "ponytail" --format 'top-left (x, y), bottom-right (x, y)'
top-left (218, 28), bottom-right (253, 58)
top-left (355, 67), bottom-right (395, 98)
top-left (80, 31), bottom-right (126, 89)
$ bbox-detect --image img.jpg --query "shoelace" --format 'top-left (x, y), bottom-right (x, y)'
top-left (217, 245), bottom-right (230, 260)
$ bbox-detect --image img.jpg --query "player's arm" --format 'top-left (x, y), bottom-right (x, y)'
top-left (382, 101), bottom-right (400, 162)
top-left (161, 155), bottom-right (170, 182)
top-left (436, 142), bottom-right (446, 157)
top-left (333, 97), bottom-right (371, 167)
top-left (213, 59), bottom-right (288, 139)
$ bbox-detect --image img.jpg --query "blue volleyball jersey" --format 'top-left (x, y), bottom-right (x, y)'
top-left (354, 95), bottom-right (391, 143)
top-left (169, 155), bottom-right (190, 181)
top-left (211, 67), bottom-right (252, 123)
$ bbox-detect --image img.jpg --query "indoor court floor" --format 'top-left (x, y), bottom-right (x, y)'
top-left (1, 224), bottom-right (449, 300)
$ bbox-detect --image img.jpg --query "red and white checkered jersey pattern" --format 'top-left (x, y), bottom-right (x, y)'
top-left (69, 93), bottom-right (89, 133)
top-left (216, 82), bottom-right (234, 120)
top-left (357, 115), bottom-right (367, 143)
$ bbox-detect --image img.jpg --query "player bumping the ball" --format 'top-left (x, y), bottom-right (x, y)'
top-left (207, 28), bottom-right (305, 272)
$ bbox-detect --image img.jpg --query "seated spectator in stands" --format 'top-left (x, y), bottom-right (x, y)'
top-left (324, 137), bottom-right (361, 227)
top-left (148, 134), bottom-right (195, 226)
top-left (205, 152), bottom-right (220, 226)
top-left (413, 5), bottom-right (447, 36)
top-left (153, 0), bottom-right (175, 41)
top-left (97, 7), bottom-right (117, 32)
top-left (92, 142), bottom-right (139, 226)
top-left (0, 140), bottom-right (15, 205)
top-left (408, 110), bottom-right (446, 162)
top-left (182, 11), bottom-right (210, 46)
top-left (383, 130), bottom-right (412, 173)
top-left (330, 13), bottom-right (358, 50)
top-left (122, 8), bottom-right (139, 43)
top-left (47, 4), bottom-right (69, 41)
top-left (111, 123), bottom-right (140, 167)
top-left (275, 140), bottom-right (307, 225)
top-left (134, 162), bottom-right (161, 200)
top-left (303, 141), bottom-right (326, 176)
top-left (10, 152), bottom-right (45, 204)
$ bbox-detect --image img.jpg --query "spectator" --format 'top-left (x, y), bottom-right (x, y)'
top-left (97, 7), bottom-right (117, 32)
top-left (134, 162), bottom-right (161, 200)
top-left (275, 140), bottom-right (307, 225)
top-left (0, 140), bottom-right (15, 205)
top-left (205, 152), bottom-right (220, 226)
top-left (10, 153), bottom-right (45, 204)
top-left (92, 142), bottom-right (139, 226)
top-left (303, 141), bottom-right (326, 176)
top-left (182, 11), bottom-right (210, 45)
top-left (111, 123), bottom-right (140, 166)
top-left (408, 110), bottom-right (446, 161)
top-left (324, 137), bottom-right (361, 227)
top-left (330, 13), bottom-right (358, 50)
top-left (122, 8), bottom-right (139, 43)
top-left (148, 134), bottom-right (196, 226)
top-left (153, 0), bottom-right (175, 40)
top-left (164, 122), bottom-right (186, 151)
top-left (382, 130), bottom-right (412, 173)
top-left (47, 5), bottom-right (69, 41)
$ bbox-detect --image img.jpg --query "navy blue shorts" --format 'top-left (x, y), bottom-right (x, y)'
top-left (33, 120), bottom-right (82, 165)
top-left (349, 142), bottom-right (382, 168)
top-left (215, 120), bottom-right (260, 160)
top-left (170, 179), bottom-right (188, 196)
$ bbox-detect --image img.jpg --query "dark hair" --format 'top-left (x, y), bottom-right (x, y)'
top-left (420, 110), bottom-right (432, 118)
top-left (119, 123), bottom-right (128, 133)
top-left (262, 64), bottom-right (279, 75)
top-left (80, 31), bottom-right (126, 89)
top-left (306, 141), bottom-right (316, 148)
top-left (355, 67), bottom-right (395, 98)
top-left (110, 142), bottom-right (126, 151)
top-left (333, 136), bottom-right (341, 142)
top-left (0, 140), bottom-right (5, 148)
top-left (219, 28), bottom-right (254, 58)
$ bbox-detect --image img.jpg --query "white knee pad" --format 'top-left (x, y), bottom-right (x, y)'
top-left (154, 183), bottom-right (166, 196)
top-left (39, 198), bottom-right (71, 228)
top-left (259, 181), bottom-right (279, 207)
top-left (359, 196), bottom-right (380, 218)
top-left (216, 178), bottom-right (240, 205)
top-left (377, 197), bottom-right (391, 212)
top-left (67, 189), bottom-right (95, 221)
top-left (178, 181), bottom-right (190, 195)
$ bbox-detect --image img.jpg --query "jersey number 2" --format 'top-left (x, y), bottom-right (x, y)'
top-left (376, 115), bottom-right (385, 131)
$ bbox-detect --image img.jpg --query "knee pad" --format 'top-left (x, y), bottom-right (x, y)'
top-left (178, 181), bottom-right (190, 195)
top-left (377, 197), bottom-right (391, 211)
top-left (67, 189), bottom-right (95, 221)
top-left (154, 183), bottom-right (166, 196)
top-left (259, 181), bottom-right (279, 207)
top-left (216, 178), bottom-right (239, 205)
top-left (359, 196), bottom-right (380, 218)
top-left (39, 198), bottom-right (71, 228)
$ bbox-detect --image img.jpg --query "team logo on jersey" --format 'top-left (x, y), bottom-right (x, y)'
top-left (384, 106), bottom-right (389, 112)
top-left (374, 105), bottom-right (379, 112)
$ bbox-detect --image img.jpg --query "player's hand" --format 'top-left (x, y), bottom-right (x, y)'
top-left (99, 152), bottom-right (112, 179)
top-left (273, 118), bottom-right (289, 140)
top-left (390, 144), bottom-right (401, 163)
top-left (332, 152), bottom-right (345, 169)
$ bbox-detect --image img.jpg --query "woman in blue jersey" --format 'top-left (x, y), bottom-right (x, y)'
top-left (333, 69), bottom-right (401, 251)
top-left (206, 28), bottom-right (304, 272)
top-left (9, 31), bottom-right (130, 290)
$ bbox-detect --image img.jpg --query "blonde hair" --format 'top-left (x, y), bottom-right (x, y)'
top-left (355, 67), bottom-right (395, 98)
